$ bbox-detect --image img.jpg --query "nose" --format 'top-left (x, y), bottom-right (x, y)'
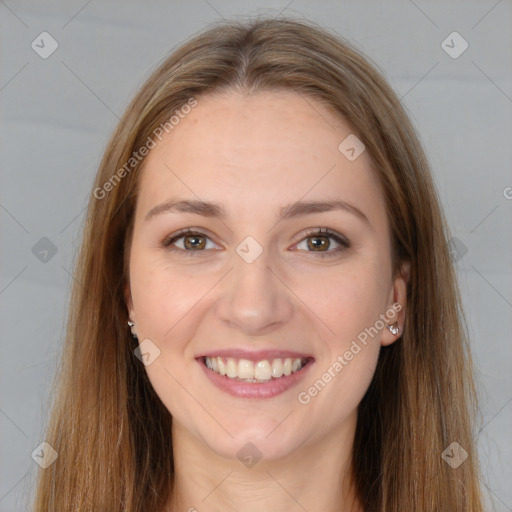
top-left (215, 247), bottom-right (294, 335)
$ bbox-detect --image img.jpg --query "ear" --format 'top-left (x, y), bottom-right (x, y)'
top-left (124, 281), bottom-right (135, 322)
top-left (381, 260), bottom-right (410, 347)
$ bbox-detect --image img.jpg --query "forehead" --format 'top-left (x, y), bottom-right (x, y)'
top-left (135, 90), bottom-right (386, 225)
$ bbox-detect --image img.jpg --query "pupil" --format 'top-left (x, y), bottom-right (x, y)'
top-left (185, 235), bottom-right (204, 250)
top-left (310, 236), bottom-right (327, 251)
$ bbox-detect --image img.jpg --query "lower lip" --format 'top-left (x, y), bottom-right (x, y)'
top-left (197, 358), bottom-right (315, 399)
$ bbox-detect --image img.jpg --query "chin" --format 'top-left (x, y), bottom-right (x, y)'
top-left (202, 421), bottom-right (302, 464)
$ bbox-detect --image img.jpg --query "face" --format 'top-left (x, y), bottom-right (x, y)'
top-left (125, 90), bottom-right (409, 462)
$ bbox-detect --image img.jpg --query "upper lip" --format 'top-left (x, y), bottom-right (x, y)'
top-left (196, 349), bottom-right (314, 362)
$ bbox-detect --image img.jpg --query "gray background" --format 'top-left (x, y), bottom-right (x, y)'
top-left (1, 1), bottom-right (511, 510)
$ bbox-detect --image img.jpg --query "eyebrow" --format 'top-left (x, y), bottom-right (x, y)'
top-left (144, 198), bottom-right (371, 227)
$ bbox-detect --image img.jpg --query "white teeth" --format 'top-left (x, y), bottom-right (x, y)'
top-left (238, 359), bottom-right (254, 379)
top-left (271, 358), bottom-right (284, 378)
top-left (204, 356), bottom-right (307, 381)
top-left (291, 358), bottom-right (302, 372)
top-left (254, 360), bottom-right (271, 380)
top-left (217, 358), bottom-right (226, 376)
top-left (226, 359), bottom-right (238, 378)
top-left (283, 358), bottom-right (292, 376)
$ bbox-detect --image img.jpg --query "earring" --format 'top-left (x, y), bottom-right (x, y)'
top-left (387, 322), bottom-right (400, 335)
top-left (127, 320), bottom-right (138, 340)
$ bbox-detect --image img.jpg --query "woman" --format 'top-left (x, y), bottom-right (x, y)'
top-left (32, 16), bottom-right (484, 511)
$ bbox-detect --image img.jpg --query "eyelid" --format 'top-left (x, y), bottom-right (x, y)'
top-left (299, 227), bottom-right (350, 247)
top-left (293, 228), bottom-right (350, 258)
top-left (162, 227), bottom-right (220, 249)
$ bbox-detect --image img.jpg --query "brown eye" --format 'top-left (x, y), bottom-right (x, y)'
top-left (296, 228), bottom-right (350, 257)
top-left (163, 230), bottom-right (216, 255)
top-left (162, 227), bottom-right (350, 258)
top-left (182, 233), bottom-right (206, 250)
top-left (307, 235), bottom-right (330, 251)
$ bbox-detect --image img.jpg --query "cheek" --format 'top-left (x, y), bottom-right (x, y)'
top-left (297, 269), bottom-right (384, 422)
top-left (300, 261), bottom-right (388, 344)
top-left (129, 253), bottom-right (225, 384)
top-left (129, 252), bottom-right (196, 340)
top-left (295, 260), bottom-right (386, 400)
top-left (129, 258), bottom-right (201, 411)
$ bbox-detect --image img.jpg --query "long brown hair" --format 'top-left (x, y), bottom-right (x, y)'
top-left (30, 16), bottom-right (485, 511)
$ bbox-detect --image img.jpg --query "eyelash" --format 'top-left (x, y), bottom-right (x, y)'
top-left (162, 228), bottom-right (350, 258)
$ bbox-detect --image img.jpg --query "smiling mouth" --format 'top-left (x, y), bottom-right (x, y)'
top-left (200, 356), bottom-right (313, 383)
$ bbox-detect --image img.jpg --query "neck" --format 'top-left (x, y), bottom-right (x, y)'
top-left (165, 412), bottom-right (363, 512)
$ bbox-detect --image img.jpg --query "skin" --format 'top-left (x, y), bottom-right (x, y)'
top-left (124, 90), bottom-right (410, 512)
